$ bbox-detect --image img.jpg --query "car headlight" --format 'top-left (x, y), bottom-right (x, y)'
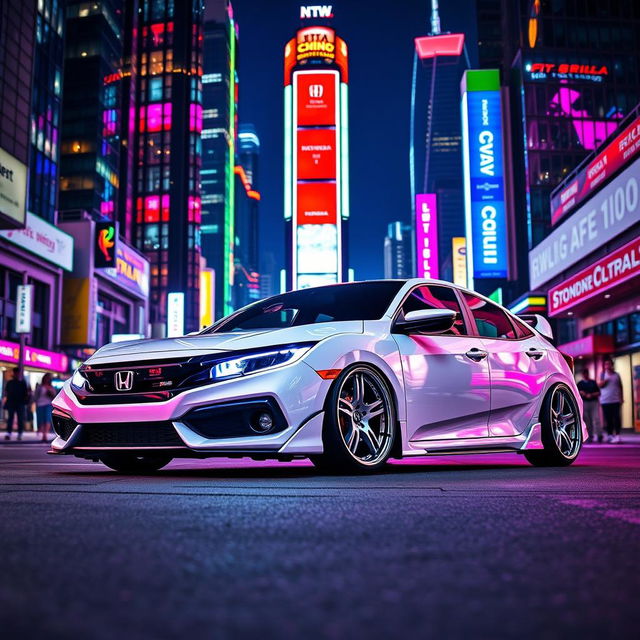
top-left (71, 369), bottom-right (87, 389)
top-left (210, 344), bottom-right (314, 381)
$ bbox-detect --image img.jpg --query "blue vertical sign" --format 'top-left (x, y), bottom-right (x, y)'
top-left (462, 72), bottom-right (509, 280)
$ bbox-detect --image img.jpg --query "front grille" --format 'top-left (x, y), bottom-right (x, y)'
top-left (74, 390), bottom-right (175, 405)
top-left (52, 413), bottom-right (77, 440)
top-left (80, 357), bottom-right (204, 395)
top-left (74, 422), bottom-right (185, 448)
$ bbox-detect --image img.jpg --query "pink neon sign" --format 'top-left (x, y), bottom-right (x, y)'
top-left (0, 340), bottom-right (68, 373)
top-left (547, 87), bottom-right (622, 151)
top-left (414, 34), bottom-right (464, 59)
top-left (415, 193), bottom-right (439, 279)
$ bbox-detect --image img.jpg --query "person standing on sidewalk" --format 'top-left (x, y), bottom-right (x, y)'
top-left (33, 374), bottom-right (56, 443)
top-left (2, 368), bottom-right (29, 441)
top-left (599, 358), bottom-right (624, 444)
top-left (577, 368), bottom-right (602, 443)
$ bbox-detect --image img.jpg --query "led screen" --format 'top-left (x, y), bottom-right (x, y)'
top-left (296, 72), bottom-right (337, 126)
top-left (462, 88), bottom-right (509, 279)
top-left (296, 224), bottom-right (338, 274)
top-left (296, 182), bottom-right (337, 224)
top-left (297, 128), bottom-right (337, 180)
top-left (297, 273), bottom-right (338, 289)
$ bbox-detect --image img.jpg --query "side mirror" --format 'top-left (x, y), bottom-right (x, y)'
top-left (394, 309), bottom-right (457, 335)
top-left (519, 314), bottom-right (553, 340)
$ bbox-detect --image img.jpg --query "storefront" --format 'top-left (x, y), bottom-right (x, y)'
top-left (0, 211), bottom-right (74, 388)
top-left (0, 339), bottom-right (69, 388)
top-left (529, 130), bottom-right (640, 432)
top-left (59, 219), bottom-right (150, 354)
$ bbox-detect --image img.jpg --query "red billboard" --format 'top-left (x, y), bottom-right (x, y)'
top-left (551, 114), bottom-right (640, 225)
top-left (297, 129), bottom-right (336, 180)
top-left (296, 183), bottom-right (337, 224)
top-left (548, 236), bottom-right (640, 315)
top-left (296, 72), bottom-right (336, 126)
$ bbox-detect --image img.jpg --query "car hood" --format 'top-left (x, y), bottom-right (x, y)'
top-left (86, 321), bottom-right (364, 365)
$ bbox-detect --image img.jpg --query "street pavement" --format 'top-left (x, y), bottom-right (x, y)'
top-left (1, 438), bottom-right (639, 639)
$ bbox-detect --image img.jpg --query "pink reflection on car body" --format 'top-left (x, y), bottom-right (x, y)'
top-left (393, 334), bottom-right (491, 441)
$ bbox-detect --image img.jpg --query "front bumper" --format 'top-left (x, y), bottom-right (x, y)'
top-left (51, 361), bottom-right (328, 457)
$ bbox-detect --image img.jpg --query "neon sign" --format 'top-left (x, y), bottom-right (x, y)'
top-left (300, 5), bottom-right (333, 19)
top-left (548, 236), bottom-right (640, 315)
top-left (415, 194), bottom-right (439, 279)
top-left (95, 222), bottom-right (116, 268)
top-left (461, 70), bottom-right (509, 282)
top-left (528, 0), bottom-right (540, 48)
top-left (551, 114), bottom-right (640, 225)
top-left (414, 34), bottom-right (464, 60)
top-left (296, 27), bottom-right (335, 61)
top-left (526, 62), bottom-right (609, 82)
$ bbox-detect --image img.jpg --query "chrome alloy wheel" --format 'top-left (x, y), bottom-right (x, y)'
top-left (550, 386), bottom-right (580, 458)
top-left (336, 368), bottom-right (393, 466)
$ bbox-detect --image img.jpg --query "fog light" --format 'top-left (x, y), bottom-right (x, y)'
top-left (252, 411), bottom-right (274, 434)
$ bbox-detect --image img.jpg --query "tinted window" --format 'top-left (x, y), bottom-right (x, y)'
top-left (204, 281), bottom-right (404, 333)
top-left (463, 294), bottom-right (518, 339)
top-left (511, 315), bottom-right (534, 339)
top-left (399, 285), bottom-right (468, 336)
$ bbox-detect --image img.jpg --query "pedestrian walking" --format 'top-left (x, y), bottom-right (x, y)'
top-left (2, 368), bottom-right (30, 441)
top-left (599, 357), bottom-right (624, 444)
top-left (33, 374), bottom-right (56, 443)
top-left (577, 368), bottom-right (602, 442)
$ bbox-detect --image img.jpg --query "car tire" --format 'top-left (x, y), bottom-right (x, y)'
top-left (524, 383), bottom-right (582, 467)
top-left (311, 364), bottom-right (396, 474)
top-left (99, 453), bottom-right (173, 473)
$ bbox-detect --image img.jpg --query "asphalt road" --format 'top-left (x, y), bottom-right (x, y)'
top-left (1, 441), bottom-right (639, 640)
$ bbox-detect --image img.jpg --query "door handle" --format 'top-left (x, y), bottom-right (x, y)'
top-left (465, 348), bottom-right (488, 361)
top-left (526, 348), bottom-right (545, 360)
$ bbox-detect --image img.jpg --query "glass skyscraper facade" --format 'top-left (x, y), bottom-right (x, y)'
top-left (233, 123), bottom-right (260, 309)
top-left (383, 221), bottom-right (413, 279)
top-left (202, 1), bottom-right (236, 319)
top-left (29, 0), bottom-right (65, 223)
top-left (477, 0), bottom-right (640, 304)
top-left (0, 0), bottom-right (35, 209)
top-left (132, 0), bottom-right (204, 332)
top-left (59, 0), bottom-right (123, 222)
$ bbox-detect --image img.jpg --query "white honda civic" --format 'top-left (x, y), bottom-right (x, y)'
top-left (51, 280), bottom-right (586, 473)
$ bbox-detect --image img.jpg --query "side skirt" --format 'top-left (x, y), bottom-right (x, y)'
top-left (403, 422), bottom-right (543, 456)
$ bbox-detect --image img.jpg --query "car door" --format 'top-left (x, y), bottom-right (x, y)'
top-left (392, 285), bottom-right (491, 442)
top-left (461, 293), bottom-right (549, 436)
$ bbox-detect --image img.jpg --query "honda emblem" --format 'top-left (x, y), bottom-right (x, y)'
top-left (309, 84), bottom-right (324, 98)
top-left (114, 370), bottom-right (134, 392)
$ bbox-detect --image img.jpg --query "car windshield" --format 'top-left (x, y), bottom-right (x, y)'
top-left (203, 281), bottom-right (405, 333)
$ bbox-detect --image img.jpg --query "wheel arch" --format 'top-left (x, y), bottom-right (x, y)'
top-left (321, 359), bottom-right (405, 458)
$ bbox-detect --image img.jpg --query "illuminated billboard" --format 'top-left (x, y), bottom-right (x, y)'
top-left (452, 237), bottom-right (467, 287)
top-left (296, 26), bottom-right (336, 62)
top-left (550, 114), bottom-right (640, 225)
top-left (95, 221), bottom-right (117, 269)
top-left (461, 69), bottom-right (509, 283)
top-left (415, 194), bottom-right (439, 279)
top-left (297, 129), bottom-right (337, 180)
top-left (296, 72), bottom-right (336, 127)
top-left (286, 40), bottom-right (348, 290)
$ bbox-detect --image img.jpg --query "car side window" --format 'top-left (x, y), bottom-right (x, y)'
top-left (510, 315), bottom-right (534, 339)
top-left (399, 285), bottom-right (468, 336)
top-left (462, 294), bottom-right (518, 339)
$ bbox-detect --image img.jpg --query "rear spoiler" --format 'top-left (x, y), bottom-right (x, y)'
top-left (519, 314), bottom-right (553, 341)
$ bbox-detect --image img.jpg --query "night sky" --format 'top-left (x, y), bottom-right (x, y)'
top-left (231, 0), bottom-right (478, 282)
